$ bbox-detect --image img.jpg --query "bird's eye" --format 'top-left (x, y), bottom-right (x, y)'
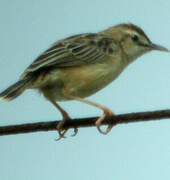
top-left (131, 35), bottom-right (139, 42)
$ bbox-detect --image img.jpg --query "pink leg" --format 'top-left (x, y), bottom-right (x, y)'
top-left (50, 100), bottom-right (78, 140)
top-left (63, 94), bottom-right (115, 135)
top-left (51, 100), bottom-right (70, 120)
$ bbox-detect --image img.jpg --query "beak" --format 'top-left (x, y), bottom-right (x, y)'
top-left (149, 43), bottom-right (169, 52)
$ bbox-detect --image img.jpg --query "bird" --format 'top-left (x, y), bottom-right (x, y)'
top-left (0, 23), bottom-right (169, 140)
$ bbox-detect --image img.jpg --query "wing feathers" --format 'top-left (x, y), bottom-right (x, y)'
top-left (22, 33), bottom-right (119, 76)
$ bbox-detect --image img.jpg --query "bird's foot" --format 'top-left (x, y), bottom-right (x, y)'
top-left (55, 117), bottom-right (78, 141)
top-left (95, 110), bottom-right (115, 135)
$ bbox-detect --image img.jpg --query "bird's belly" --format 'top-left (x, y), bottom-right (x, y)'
top-left (39, 60), bottom-right (124, 101)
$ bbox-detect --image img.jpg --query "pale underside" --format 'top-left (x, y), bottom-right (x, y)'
top-left (35, 55), bottom-right (124, 101)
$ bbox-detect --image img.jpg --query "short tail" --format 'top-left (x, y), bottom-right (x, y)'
top-left (0, 79), bottom-right (31, 101)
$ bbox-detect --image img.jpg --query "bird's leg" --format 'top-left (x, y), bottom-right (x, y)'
top-left (50, 100), bottom-right (78, 140)
top-left (62, 94), bottom-right (115, 135)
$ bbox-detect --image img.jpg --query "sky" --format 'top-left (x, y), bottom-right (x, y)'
top-left (0, 0), bottom-right (170, 180)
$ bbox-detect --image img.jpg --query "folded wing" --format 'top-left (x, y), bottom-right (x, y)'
top-left (21, 33), bottom-right (119, 78)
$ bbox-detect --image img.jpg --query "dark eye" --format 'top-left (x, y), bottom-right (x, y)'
top-left (131, 35), bottom-right (139, 42)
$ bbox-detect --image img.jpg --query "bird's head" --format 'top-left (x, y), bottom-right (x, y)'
top-left (104, 23), bottom-right (169, 61)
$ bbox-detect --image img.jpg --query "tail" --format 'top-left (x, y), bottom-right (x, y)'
top-left (0, 78), bottom-right (31, 101)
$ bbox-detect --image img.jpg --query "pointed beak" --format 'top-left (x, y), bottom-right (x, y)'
top-left (149, 43), bottom-right (169, 52)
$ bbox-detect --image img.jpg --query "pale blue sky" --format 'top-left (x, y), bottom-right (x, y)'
top-left (0, 1), bottom-right (170, 180)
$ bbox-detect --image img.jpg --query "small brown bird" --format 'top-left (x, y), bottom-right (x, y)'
top-left (0, 23), bottom-right (169, 139)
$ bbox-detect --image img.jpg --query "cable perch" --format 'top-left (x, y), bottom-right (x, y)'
top-left (0, 109), bottom-right (169, 136)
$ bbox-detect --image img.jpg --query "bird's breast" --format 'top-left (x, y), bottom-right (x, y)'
top-left (63, 57), bottom-right (124, 98)
top-left (38, 56), bottom-right (126, 101)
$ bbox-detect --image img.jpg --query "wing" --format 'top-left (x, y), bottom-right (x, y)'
top-left (21, 33), bottom-right (119, 78)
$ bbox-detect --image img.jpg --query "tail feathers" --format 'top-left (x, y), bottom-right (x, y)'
top-left (0, 79), bottom-right (31, 101)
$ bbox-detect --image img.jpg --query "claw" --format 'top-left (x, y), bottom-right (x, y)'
top-left (55, 130), bottom-right (67, 141)
top-left (95, 111), bottom-right (115, 135)
top-left (71, 127), bottom-right (78, 137)
top-left (56, 119), bottom-right (79, 141)
top-left (56, 120), bottom-right (68, 140)
top-left (56, 127), bottom-right (78, 141)
top-left (58, 129), bottom-right (68, 138)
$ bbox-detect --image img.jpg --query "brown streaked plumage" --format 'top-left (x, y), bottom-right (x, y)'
top-left (0, 23), bottom-right (169, 140)
top-left (115, 23), bottom-right (151, 42)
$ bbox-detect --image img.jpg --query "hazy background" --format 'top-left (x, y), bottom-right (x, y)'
top-left (0, 0), bottom-right (170, 180)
